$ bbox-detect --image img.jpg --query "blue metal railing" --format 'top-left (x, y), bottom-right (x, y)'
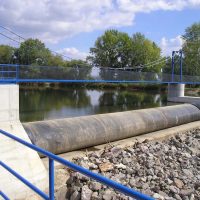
top-left (0, 64), bottom-right (18, 82)
top-left (0, 129), bottom-right (154, 200)
top-left (0, 191), bottom-right (9, 200)
top-left (2, 63), bottom-right (199, 84)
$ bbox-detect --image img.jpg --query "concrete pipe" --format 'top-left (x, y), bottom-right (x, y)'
top-left (23, 104), bottom-right (200, 155)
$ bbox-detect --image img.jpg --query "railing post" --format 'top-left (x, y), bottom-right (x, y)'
top-left (49, 158), bottom-right (54, 200)
top-left (179, 50), bottom-right (183, 82)
top-left (16, 64), bottom-right (19, 83)
top-left (171, 51), bottom-right (175, 82)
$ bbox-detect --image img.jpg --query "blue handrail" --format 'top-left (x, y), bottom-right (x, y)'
top-left (0, 64), bottom-right (18, 82)
top-left (0, 63), bottom-right (200, 85)
top-left (0, 191), bottom-right (10, 200)
top-left (0, 129), bottom-right (154, 200)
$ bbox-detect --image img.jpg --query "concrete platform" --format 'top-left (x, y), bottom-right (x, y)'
top-left (168, 96), bottom-right (200, 104)
top-left (0, 85), bottom-right (48, 200)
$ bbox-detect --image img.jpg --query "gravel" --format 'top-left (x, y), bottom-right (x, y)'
top-left (60, 128), bottom-right (200, 200)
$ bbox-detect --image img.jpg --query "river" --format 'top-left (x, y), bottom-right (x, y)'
top-left (19, 87), bottom-right (167, 122)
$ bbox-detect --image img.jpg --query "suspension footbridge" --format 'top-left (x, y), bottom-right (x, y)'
top-left (1, 26), bottom-right (200, 200)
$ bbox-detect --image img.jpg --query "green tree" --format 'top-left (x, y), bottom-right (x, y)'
top-left (65, 59), bottom-right (90, 68)
top-left (47, 54), bottom-right (65, 67)
top-left (182, 22), bottom-right (200, 76)
top-left (131, 33), bottom-right (162, 72)
top-left (17, 38), bottom-right (51, 65)
top-left (87, 30), bottom-right (162, 72)
top-left (162, 56), bottom-right (182, 74)
top-left (87, 30), bottom-right (132, 68)
top-left (0, 45), bottom-right (16, 64)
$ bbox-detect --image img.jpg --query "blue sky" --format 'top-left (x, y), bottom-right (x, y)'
top-left (0, 0), bottom-right (200, 59)
top-left (54, 8), bottom-right (200, 53)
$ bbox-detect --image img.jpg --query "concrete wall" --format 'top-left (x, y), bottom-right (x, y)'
top-left (0, 84), bottom-right (19, 122)
top-left (23, 104), bottom-right (200, 155)
top-left (0, 84), bottom-right (48, 200)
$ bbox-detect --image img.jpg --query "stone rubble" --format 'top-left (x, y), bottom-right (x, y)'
top-left (57, 128), bottom-right (200, 200)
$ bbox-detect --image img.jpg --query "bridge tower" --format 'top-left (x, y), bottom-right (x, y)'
top-left (167, 50), bottom-right (200, 105)
top-left (0, 65), bottom-right (48, 199)
top-left (167, 50), bottom-right (185, 101)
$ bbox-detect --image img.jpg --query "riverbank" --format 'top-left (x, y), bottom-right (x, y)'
top-left (19, 83), bottom-right (200, 97)
top-left (53, 127), bottom-right (200, 200)
top-left (19, 82), bottom-right (166, 91)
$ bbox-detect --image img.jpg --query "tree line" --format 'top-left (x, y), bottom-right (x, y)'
top-left (0, 22), bottom-right (199, 75)
top-left (0, 39), bottom-right (88, 67)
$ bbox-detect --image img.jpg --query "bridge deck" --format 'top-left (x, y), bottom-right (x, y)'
top-left (0, 64), bottom-right (199, 85)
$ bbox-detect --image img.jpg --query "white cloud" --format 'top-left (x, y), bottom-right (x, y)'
top-left (0, 0), bottom-right (200, 44)
top-left (57, 47), bottom-right (88, 60)
top-left (160, 35), bottom-right (184, 56)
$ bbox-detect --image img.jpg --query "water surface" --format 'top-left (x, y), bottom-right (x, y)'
top-left (19, 88), bottom-right (167, 122)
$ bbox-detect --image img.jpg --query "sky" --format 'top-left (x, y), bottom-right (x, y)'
top-left (0, 0), bottom-right (200, 60)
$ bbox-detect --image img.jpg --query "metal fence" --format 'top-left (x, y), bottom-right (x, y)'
top-left (0, 129), bottom-right (154, 200)
top-left (0, 64), bottom-right (18, 82)
top-left (0, 64), bottom-right (200, 84)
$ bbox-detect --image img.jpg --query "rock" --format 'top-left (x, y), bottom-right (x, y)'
top-left (140, 177), bottom-right (147, 182)
top-left (103, 190), bottom-right (114, 200)
top-left (140, 145), bottom-right (149, 153)
top-left (99, 162), bottom-right (114, 172)
top-left (169, 185), bottom-right (179, 194)
top-left (147, 169), bottom-right (154, 176)
top-left (122, 158), bottom-right (131, 165)
top-left (81, 185), bottom-right (92, 200)
top-left (115, 163), bottom-right (126, 169)
top-left (182, 169), bottom-right (193, 177)
top-left (55, 186), bottom-right (68, 200)
top-left (67, 176), bottom-right (74, 185)
top-left (153, 193), bottom-right (164, 200)
top-left (90, 181), bottom-right (102, 191)
top-left (79, 160), bottom-right (89, 169)
top-left (129, 178), bottom-right (136, 187)
top-left (158, 191), bottom-right (168, 197)
top-left (70, 190), bottom-right (81, 200)
top-left (76, 173), bottom-right (90, 182)
top-left (194, 181), bottom-right (200, 189)
top-left (110, 147), bottom-right (122, 157)
top-left (126, 167), bottom-right (135, 175)
top-left (174, 178), bottom-right (184, 189)
top-left (91, 192), bottom-right (101, 200)
top-left (88, 163), bottom-right (98, 170)
top-left (180, 188), bottom-right (194, 196)
top-left (174, 194), bottom-right (182, 200)
top-left (190, 194), bottom-right (195, 200)
top-left (64, 129), bottom-right (199, 200)
top-left (167, 178), bottom-right (173, 185)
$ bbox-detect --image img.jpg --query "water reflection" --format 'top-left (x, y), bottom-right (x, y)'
top-left (19, 88), bottom-right (167, 122)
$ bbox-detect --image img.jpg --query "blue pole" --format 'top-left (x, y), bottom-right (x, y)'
top-left (16, 64), bottom-right (19, 82)
top-left (179, 50), bottom-right (183, 82)
top-left (171, 51), bottom-right (175, 82)
top-left (49, 158), bottom-right (54, 200)
top-left (0, 191), bottom-right (10, 200)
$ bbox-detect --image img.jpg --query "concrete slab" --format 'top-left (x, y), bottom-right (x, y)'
top-left (0, 84), bottom-right (48, 200)
top-left (168, 96), bottom-right (200, 104)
